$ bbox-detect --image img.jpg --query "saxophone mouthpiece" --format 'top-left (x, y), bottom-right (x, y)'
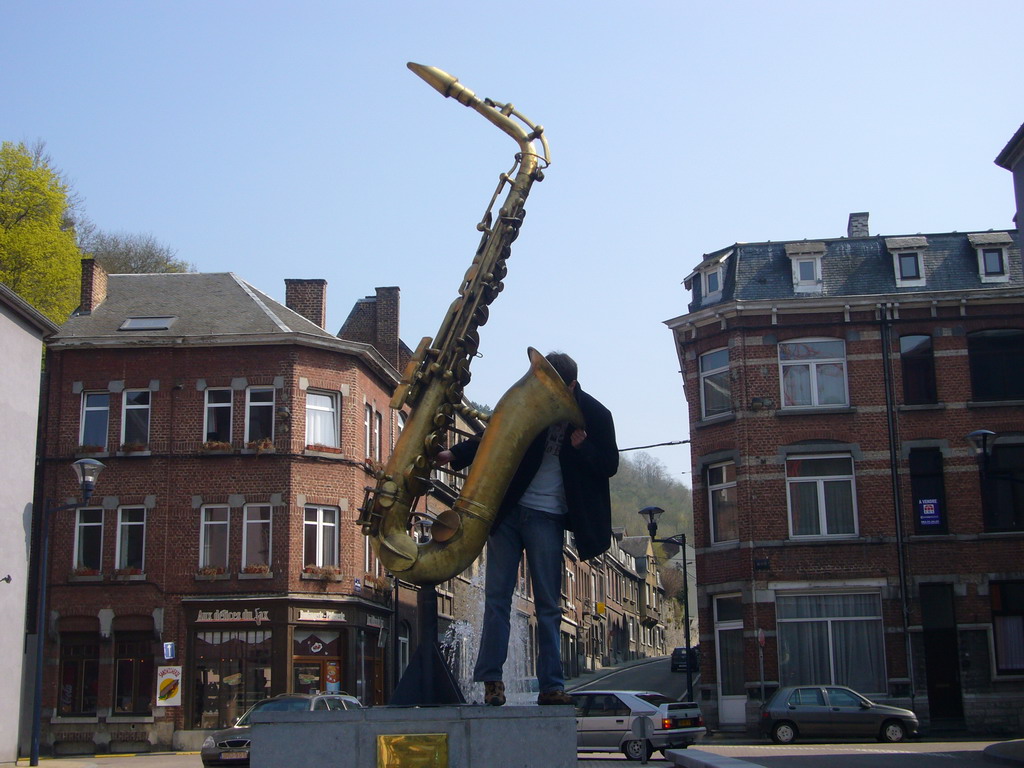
top-left (408, 62), bottom-right (476, 106)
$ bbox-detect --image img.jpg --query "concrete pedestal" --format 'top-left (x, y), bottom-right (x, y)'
top-left (251, 704), bottom-right (577, 768)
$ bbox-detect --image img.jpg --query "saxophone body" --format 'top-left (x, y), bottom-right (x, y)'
top-left (357, 64), bottom-right (583, 586)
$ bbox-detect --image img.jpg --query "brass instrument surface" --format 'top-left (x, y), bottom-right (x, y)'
top-left (359, 64), bottom-right (578, 586)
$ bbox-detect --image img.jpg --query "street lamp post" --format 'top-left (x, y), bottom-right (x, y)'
top-left (637, 506), bottom-right (695, 703)
top-left (30, 459), bottom-right (105, 766)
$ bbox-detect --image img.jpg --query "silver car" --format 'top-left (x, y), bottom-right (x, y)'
top-left (760, 685), bottom-right (919, 744)
top-left (570, 689), bottom-right (705, 761)
top-left (200, 692), bottom-right (362, 766)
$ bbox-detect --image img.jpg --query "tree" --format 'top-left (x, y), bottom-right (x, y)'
top-left (81, 230), bottom-right (193, 274)
top-left (0, 141), bottom-right (80, 321)
top-left (609, 451), bottom-right (692, 537)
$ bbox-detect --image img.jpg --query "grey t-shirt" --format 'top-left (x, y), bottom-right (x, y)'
top-left (518, 424), bottom-right (568, 515)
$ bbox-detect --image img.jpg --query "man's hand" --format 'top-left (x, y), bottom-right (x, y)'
top-left (435, 449), bottom-right (454, 465)
top-left (570, 429), bottom-right (587, 448)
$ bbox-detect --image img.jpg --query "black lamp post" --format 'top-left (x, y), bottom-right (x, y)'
top-left (30, 458), bottom-right (105, 766)
top-left (637, 506), bottom-right (695, 703)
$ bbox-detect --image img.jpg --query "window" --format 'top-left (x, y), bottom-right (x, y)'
top-left (200, 506), bottom-right (229, 571)
top-left (982, 443), bottom-right (1024, 532)
top-left (192, 631), bottom-right (272, 729)
top-left (700, 348), bottom-right (731, 418)
top-left (375, 411), bottom-right (383, 461)
top-left (991, 582), bottom-right (1024, 676)
top-left (304, 505), bottom-right (338, 568)
top-left (245, 387), bottom-right (274, 443)
top-left (119, 316), bottom-right (176, 331)
top-left (797, 260), bottom-right (817, 283)
top-left (777, 592), bottom-right (886, 693)
top-left (121, 389), bottom-right (151, 446)
top-left (714, 595), bottom-right (745, 699)
top-left (910, 448), bottom-right (947, 534)
top-left (113, 633), bottom-right (154, 714)
top-left (243, 505), bottom-right (272, 571)
top-left (900, 335), bottom-right (937, 405)
top-left (786, 454), bottom-right (857, 537)
top-left (708, 462), bottom-right (738, 543)
top-left (968, 330), bottom-right (1024, 402)
top-left (704, 267), bottom-right (721, 296)
top-left (785, 243), bottom-right (824, 293)
top-left (204, 388), bottom-right (233, 443)
top-left (779, 339), bottom-right (848, 408)
top-left (80, 392), bottom-right (110, 449)
top-left (59, 634), bottom-right (100, 715)
top-left (982, 247), bottom-right (1006, 277)
top-left (364, 404), bottom-right (373, 459)
top-left (306, 391), bottom-right (339, 448)
top-left (899, 252), bottom-right (920, 280)
top-left (116, 507), bottom-right (146, 572)
top-left (74, 508), bottom-right (103, 571)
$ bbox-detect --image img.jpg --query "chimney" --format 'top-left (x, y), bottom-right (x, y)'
top-left (285, 279), bottom-right (327, 329)
top-left (374, 287), bottom-right (400, 368)
top-left (80, 258), bottom-right (108, 313)
top-left (847, 212), bottom-right (870, 238)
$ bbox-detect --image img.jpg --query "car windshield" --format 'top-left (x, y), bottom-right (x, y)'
top-left (236, 698), bottom-right (311, 725)
top-left (636, 693), bottom-right (675, 707)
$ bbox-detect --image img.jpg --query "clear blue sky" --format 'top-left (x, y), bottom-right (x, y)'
top-left (4, 1), bottom-right (1022, 485)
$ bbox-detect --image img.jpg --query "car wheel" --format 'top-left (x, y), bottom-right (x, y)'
top-left (622, 739), bottom-right (652, 761)
top-left (770, 720), bottom-right (798, 744)
top-left (880, 719), bottom-right (906, 743)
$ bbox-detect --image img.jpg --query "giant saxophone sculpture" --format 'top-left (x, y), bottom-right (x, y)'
top-left (358, 63), bottom-right (583, 586)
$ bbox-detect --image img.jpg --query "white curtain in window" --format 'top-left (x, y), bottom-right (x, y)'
top-left (306, 393), bottom-right (337, 447)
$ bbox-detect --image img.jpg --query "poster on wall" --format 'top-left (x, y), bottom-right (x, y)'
top-left (156, 665), bottom-right (183, 707)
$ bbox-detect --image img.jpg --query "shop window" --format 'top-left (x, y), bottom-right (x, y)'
top-left (900, 335), bottom-right (937, 405)
top-left (116, 507), bottom-right (146, 572)
top-left (779, 339), bottom-right (848, 408)
top-left (910, 448), bottom-right (947, 534)
top-left (113, 633), bottom-right (154, 715)
top-left (192, 630), bottom-right (272, 729)
top-left (204, 388), bottom-right (233, 443)
top-left (708, 461), bottom-right (738, 543)
top-left (777, 593), bottom-right (886, 693)
top-left (303, 505), bottom-right (338, 568)
top-left (243, 504), bottom-right (272, 571)
top-left (74, 508), bottom-right (103, 571)
top-left (786, 454), bottom-right (857, 538)
top-left (293, 630), bottom-right (342, 693)
top-left (200, 506), bottom-right (229, 571)
top-left (991, 582), bottom-right (1024, 676)
top-left (968, 329), bottom-right (1024, 402)
top-left (245, 387), bottom-right (275, 443)
top-left (58, 634), bottom-right (100, 715)
top-left (80, 392), bottom-right (110, 450)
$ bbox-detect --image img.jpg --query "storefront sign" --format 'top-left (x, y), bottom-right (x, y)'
top-left (367, 615), bottom-right (386, 629)
top-left (156, 666), bottom-right (182, 707)
top-left (196, 607), bottom-right (270, 625)
top-left (297, 609), bottom-right (346, 623)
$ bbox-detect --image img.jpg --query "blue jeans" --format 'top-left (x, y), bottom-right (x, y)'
top-left (473, 504), bottom-right (566, 692)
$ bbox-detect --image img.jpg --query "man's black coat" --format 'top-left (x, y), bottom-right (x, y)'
top-left (449, 384), bottom-right (618, 561)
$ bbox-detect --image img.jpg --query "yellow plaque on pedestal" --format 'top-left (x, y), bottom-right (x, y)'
top-left (377, 733), bottom-right (448, 768)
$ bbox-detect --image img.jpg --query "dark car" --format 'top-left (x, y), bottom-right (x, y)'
top-left (200, 692), bottom-right (362, 766)
top-left (670, 646), bottom-right (699, 672)
top-left (759, 685), bottom-right (919, 744)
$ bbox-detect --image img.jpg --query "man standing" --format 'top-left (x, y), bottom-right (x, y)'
top-left (438, 352), bottom-right (618, 706)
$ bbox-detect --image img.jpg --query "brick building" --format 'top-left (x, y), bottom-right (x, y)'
top-left (666, 128), bottom-right (1024, 734)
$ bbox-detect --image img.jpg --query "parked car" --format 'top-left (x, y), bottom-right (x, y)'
top-left (759, 685), bottom-right (919, 744)
top-left (570, 689), bottom-right (705, 761)
top-left (201, 692), bottom-right (362, 766)
top-left (670, 646), bottom-right (699, 672)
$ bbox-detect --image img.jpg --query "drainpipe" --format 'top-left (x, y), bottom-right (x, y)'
top-left (879, 303), bottom-right (915, 707)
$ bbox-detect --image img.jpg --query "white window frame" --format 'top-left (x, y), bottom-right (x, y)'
top-left (203, 388), bottom-right (233, 443)
top-left (699, 348), bottom-right (731, 419)
top-left (245, 386), bottom-right (275, 443)
top-left (199, 505), bottom-right (229, 571)
top-left (364, 404), bottom-right (373, 459)
top-left (978, 246), bottom-right (1010, 283)
top-left (303, 505), bottom-right (338, 568)
top-left (708, 461), bottom-right (739, 544)
top-left (242, 504), bottom-right (272, 570)
top-left (115, 506), bottom-right (147, 572)
top-left (305, 390), bottom-right (340, 448)
top-left (892, 250), bottom-right (926, 288)
top-left (785, 453), bottom-right (859, 539)
top-left (703, 266), bottom-right (722, 298)
top-left (79, 392), bottom-right (111, 450)
top-left (120, 389), bottom-right (151, 447)
top-left (789, 254), bottom-right (823, 293)
top-left (74, 507), bottom-right (104, 570)
top-left (374, 410), bottom-right (383, 461)
top-left (778, 338), bottom-right (849, 409)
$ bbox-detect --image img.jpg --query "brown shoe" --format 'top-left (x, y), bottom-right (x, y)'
top-left (484, 680), bottom-right (506, 706)
top-left (537, 689), bottom-right (573, 706)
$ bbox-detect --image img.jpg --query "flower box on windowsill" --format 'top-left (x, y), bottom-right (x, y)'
top-left (199, 441), bottom-right (236, 455)
top-left (301, 566), bottom-right (342, 581)
top-left (244, 439), bottom-right (275, 455)
top-left (112, 569), bottom-right (146, 581)
top-left (303, 445), bottom-right (345, 459)
top-left (117, 443), bottom-right (151, 457)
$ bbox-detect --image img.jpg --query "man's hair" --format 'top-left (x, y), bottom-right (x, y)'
top-left (546, 351), bottom-right (578, 385)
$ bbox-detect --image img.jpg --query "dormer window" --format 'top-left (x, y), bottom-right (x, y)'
top-left (685, 249), bottom-right (731, 306)
top-left (704, 266), bottom-right (721, 296)
top-left (885, 237), bottom-right (928, 288)
top-left (785, 242), bottom-right (824, 294)
top-left (968, 232), bottom-right (1013, 284)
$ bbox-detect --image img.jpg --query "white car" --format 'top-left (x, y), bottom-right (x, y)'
top-left (569, 689), bottom-right (705, 761)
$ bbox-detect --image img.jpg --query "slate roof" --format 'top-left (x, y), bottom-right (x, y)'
top-left (685, 229), bottom-right (1021, 313)
top-left (53, 272), bottom-right (339, 344)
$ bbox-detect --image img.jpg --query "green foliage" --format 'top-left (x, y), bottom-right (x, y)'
top-left (0, 141), bottom-right (80, 321)
top-left (610, 451), bottom-right (692, 538)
